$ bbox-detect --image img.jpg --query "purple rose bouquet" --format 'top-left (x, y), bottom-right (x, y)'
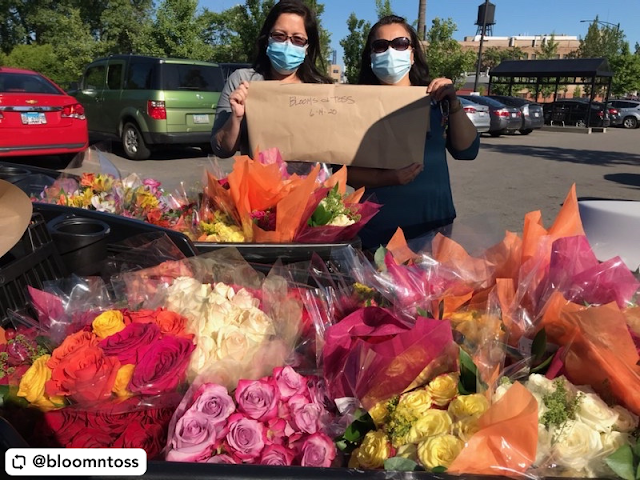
top-left (165, 366), bottom-right (337, 467)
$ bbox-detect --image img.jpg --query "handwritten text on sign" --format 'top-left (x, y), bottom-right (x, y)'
top-left (288, 95), bottom-right (356, 117)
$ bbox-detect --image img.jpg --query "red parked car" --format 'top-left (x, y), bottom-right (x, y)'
top-left (0, 67), bottom-right (88, 161)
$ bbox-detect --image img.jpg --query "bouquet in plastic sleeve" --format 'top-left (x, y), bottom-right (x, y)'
top-left (493, 373), bottom-right (639, 478)
top-left (323, 307), bottom-right (459, 411)
top-left (165, 365), bottom-right (340, 466)
top-left (1, 297), bottom-right (196, 457)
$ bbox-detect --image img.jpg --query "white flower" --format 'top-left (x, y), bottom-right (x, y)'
top-left (212, 282), bottom-right (235, 300)
top-left (552, 420), bottom-right (603, 471)
top-left (188, 335), bottom-right (216, 380)
top-left (576, 393), bottom-right (619, 433)
top-left (612, 405), bottom-right (639, 433)
top-left (492, 381), bottom-right (512, 403)
top-left (526, 374), bottom-right (559, 397)
top-left (535, 424), bottom-right (553, 467)
top-left (588, 431), bottom-right (631, 478)
top-left (231, 287), bottom-right (259, 309)
top-left (216, 324), bottom-right (250, 362)
top-left (328, 214), bottom-right (355, 227)
top-left (237, 308), bottom-right (275, 343)
top-left (91, 194), bottom-right (116, 213)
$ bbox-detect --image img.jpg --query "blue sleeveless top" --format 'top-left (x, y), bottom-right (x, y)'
top-left (358, 105), bottom-right (480, 249)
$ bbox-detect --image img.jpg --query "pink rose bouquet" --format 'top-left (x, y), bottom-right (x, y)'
top-left (166, 366), bottom-right (338, 467)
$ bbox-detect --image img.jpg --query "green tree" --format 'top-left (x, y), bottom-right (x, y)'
top-left (150, 0), bottom-right (214, 60)
top-left (424, 18), bottom-right (475, 85)
top-left (535, 34), bottom-right (559, 99)
top-left (376, 0), bottom-right (394, 18)
top-left (609, 42), bottom-right (640, 97)
top-left (340, 13), bottom-right (369, 84)
top-left (97, 0), bottom-right (154, 56)
top-left (0, 0), bottom-right (27, 54)
top-left (481, 46), bottom-right (527, 95)
top-left (573, 86), bottom-right (582, 98)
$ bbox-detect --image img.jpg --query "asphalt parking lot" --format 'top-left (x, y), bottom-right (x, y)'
top-left (9, 127), bottom-right (640, 247)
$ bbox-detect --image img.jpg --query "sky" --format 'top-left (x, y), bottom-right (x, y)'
top-left (200, 0), bottom-right (640, 67)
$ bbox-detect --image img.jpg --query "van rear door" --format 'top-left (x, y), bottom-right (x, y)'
top-left (159, 63), bottom-right (224, 133)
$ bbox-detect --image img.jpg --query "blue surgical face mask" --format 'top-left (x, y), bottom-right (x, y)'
top-left (266, 39), bottom-right (307, 75)
top-left (371, 48), bottom-right (413, 84)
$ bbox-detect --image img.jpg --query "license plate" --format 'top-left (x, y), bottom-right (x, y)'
top-left (193, 114), bottom-right (209, 124)
top-left (479, 112), bottom-right (486, 116)
top-left (511, 113), bottom-right (517, 117)
top-left (534, 112), bottom-right (540, 117)
top-left (21, 112), bottom-right (47, 125)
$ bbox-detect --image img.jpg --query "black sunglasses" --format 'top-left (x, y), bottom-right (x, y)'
top-left (269, 31), bottom-right (309, 47)
top-left (371, 36), bottom-right (412, 54)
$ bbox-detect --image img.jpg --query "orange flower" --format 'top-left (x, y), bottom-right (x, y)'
top-left (47, 331), bottom-right (99, 370)
top-left (80, 173), bottom-right (96, 188)
top-left (155, 310), bottom-right (188, 336)
top-left (46, 345), bottom-right (120, 404)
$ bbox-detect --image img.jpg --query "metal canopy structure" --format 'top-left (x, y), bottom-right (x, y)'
top-left (488, 58), bottom-right (614, 126)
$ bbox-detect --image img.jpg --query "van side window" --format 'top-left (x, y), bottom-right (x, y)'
top-left (126, 62), bottom-right (153, 90)
top-left (107, 63), bottom-right (124, 90)
top-left (84, 65), bottom-right (106, 90)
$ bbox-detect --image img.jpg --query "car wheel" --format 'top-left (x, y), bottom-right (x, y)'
top-left (122, 122), bottom-right (151, 160)
top-left (520, 129), bottom-right (533, 135)
top-left (489, 131), bottom-right (502, 137)
top-left (623, 116), bottom-right (638, 129)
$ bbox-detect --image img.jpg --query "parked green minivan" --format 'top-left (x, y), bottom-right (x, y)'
top-left (75, 55), bottom-right (224, 160)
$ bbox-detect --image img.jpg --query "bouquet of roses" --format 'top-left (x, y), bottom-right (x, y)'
top-left (1, 306), bottom-right (195, 457)
top-left (496, 374), bottom-right (639, 478)
top-left (347, 372), bottom-right (491, 471)
top-left (165, 366), bottom-right (338, 467)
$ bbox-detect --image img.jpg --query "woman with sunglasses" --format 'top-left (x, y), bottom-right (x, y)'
top-left (212, 0), bottom-right (332, 158)
top-left (348, 15), bottom-right (480, 251)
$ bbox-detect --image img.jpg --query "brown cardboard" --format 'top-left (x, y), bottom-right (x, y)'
top-left (245, 82), bottom-right (431, 169)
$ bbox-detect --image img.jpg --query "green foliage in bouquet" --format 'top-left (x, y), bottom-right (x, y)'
top-left (308, 185), bottom-right (361, 227)
top-left (606, 437), bottom-right (640, 480)
top-left (335, 408), bottom-right (376, 454)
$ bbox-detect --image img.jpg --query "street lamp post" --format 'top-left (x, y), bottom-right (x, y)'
top-left (580, 19), bottom-right (620, 32)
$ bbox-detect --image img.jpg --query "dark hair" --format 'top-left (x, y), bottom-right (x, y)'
top-left (358, 15), bottom-right (430, 86)
top-left (253, 0), bottom-right (333, 84)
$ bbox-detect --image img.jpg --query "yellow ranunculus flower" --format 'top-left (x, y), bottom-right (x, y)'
top-left (92, 310), bottom-right (126, 339)
top-left (397, 389), bottom-right (433, 418)
top-left (426, 373), bottom-right (459, 407)
top-left (448, 394), bottom-right (490, 420)
top-left (368, 401), bottom-right (389, 427)
top-left (17, 355), bottom-right (64, 409)
top-left (348, 448), bottom-right (361, 468)
top-left (112, 364), bottom-right (135, 397)
top-left (355, 430), bottom-right (391, 469)
top-left (406, 409), bottom-right (453, 444)
top-left (452, 415), bottom-right (481, 442)
top-left (418, 434), bottom-right (465, 469)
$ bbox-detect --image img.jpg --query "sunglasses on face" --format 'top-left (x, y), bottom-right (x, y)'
top-left (371, 36), bottom-right (412, 53)
top-left (269, 31), bottom-right (309, 47)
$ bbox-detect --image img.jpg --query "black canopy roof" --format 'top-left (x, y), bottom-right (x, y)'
top-left (490, 58), bottom-right (613, 78)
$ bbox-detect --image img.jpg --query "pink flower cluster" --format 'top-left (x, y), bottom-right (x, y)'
top-left (166, 366), bottom-right (337, 467)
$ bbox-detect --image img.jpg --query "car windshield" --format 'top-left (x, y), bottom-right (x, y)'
top-left (0, 72), bottom-right (61, 94)
top-left (161, 64), bottom-right (225, 92)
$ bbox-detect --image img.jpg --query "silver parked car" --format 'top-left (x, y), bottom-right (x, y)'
top-left (459, 95), bottom-right (521, 137)
top-left (488, 95), bottom-right (544, 135)
top-left (459, 97), bottom-right (490, 133)
top-left (609, 99), bottom-right (640, 129)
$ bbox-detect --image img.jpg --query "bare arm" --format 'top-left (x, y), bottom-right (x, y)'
top-left (211, 80), bottom-right (250, 158)
top-left (427, 78), bottom-right (478, 152)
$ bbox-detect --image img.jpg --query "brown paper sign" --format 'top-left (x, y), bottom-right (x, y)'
top-left (245, 82), bottom-right (430, 169)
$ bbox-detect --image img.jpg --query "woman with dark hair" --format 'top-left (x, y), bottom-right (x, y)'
top-left (212, 0), bottom-right (332, 158)
top-left (349, 15), bottom-right (480, 251)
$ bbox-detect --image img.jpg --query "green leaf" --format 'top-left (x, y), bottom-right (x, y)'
top-left (458, 347), bottom-right (480, 395)
top-left (530, 354), bottom-right (554, 374)
top-left (636, 461), bottom-right (640, 480)
top-left (605, 444), bottom-right (635, 480)
top-left (336, 439), bottom-right (348, 451)
top-left (374, 246), bottom-right (387, 271)
top-left (416, 307), bottom-right (430, 318)
top-left (531, 328), bottom-right (547, 361)
top-left (431, 466), bottom-right (447, 473)
top-left (633, 437), bottom-right (640, 458)
top-left (384, 457), bottom-right (420, 471)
